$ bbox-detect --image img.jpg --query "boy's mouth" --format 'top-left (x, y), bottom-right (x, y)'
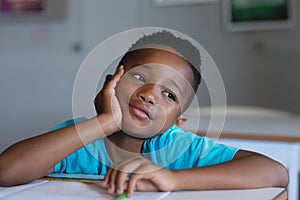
top-left (128, 102), bottom-right (152, 121)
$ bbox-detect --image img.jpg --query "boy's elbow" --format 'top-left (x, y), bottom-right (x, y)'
top-left (268, 162), bottom-right (289, 188)
top-left (277, 164), bottom-right (289, 188)
top-left (0, 157), bottom-right (22, 187)
top-left (0, 162), bottom-right (15, 187)
top-left (0, 163), bottom-right (12, 187)
top-left (0, 172), bottom-right (12, 187)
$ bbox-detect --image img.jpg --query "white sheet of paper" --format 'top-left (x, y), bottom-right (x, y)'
top-left (1, 180), bottom-right (169, 200)
top-left (0, 180), bottom-right (48, 199)
top-left (0, 179), bottom-right (284, 200)
top-left (165, 187), bottom-right (285, 200)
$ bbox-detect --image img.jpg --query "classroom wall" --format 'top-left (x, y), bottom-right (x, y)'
top-left (0, 0), bottom-right (299, 152)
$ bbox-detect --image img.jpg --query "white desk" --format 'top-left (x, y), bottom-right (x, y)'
top-left (166, 188), bottom-right (287, 200)
top-left (0, 180), bottom-right (287, 200)
top-left (182, 115), bottom-right (300, 200)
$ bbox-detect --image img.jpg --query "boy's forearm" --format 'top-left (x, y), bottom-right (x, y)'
top-left (74, 114), bottom-right (118, 144)
top-left (172, 152), bottom-right (289, 191)
top-left (0, 114), bottom-right (115, 186)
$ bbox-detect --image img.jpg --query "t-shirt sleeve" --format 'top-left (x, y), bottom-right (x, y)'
top-left (167, 135), bottom-right (239, 170)
top-left (193, 136), bottom-right (239, 167)
top-left (142, 126), bottom-right (239, 170)
top-left (50, 118), bottom-right (109, 175)
top-left (53, 146), bottom-right (93, 173)
top-left (53, 144), bottom-right (105, 175)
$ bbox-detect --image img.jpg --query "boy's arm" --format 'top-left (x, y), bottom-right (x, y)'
top-left (0, 66), bottom-right (124, 187)
top-left (171, 150), bottom-right (289, 191)
top-left (103, 150), bottom-right (289, 197)
top-left (0, 116), bottom-right (112, 186)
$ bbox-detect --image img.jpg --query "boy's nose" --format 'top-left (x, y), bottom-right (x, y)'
top-left (138, 84), bottom-right (159, 105)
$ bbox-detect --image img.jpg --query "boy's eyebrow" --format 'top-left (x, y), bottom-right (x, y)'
top-left (132, 64), bottom-right (183, 96)
top-left (170, 79), bottom-right (183, 97)
top-left (140, 64), bottom-right (152, 71)
top-left (130, 63), bottom-right (152, 70)
top-left (148, 64), bottom-right (184, 96)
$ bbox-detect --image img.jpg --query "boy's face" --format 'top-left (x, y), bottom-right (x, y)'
top-left (116, 48), bottom-right (194, 138)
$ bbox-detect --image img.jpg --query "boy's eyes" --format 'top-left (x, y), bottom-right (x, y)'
top-left (163, 91), bottom-right (177, 102)
top-left (131, 72), bottom-right (178, 102)
top-left (133, 74), bottom-right (146, 82)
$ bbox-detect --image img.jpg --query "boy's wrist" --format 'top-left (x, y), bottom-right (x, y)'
top-left (172, 170), bottom-right (182, 191)
top-left (171, 169), bottom-right (200, 191)
top-left (96, 114), bottom-right (120, 135)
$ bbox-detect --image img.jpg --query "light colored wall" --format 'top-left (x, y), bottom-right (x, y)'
top-left (138, 1), bottom-right (300, 111)
top-left (0, 0), bottom-right (299, 152)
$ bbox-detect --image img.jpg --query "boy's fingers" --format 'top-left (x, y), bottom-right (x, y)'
top-left (112, 65), bottom-right (124, 82)
top-left (103, 65), bottom-right (124, 86)
top-left (127, 174), bottom-right (140, 197)
top-left (108, 169), bottom-right (118, 194)
top-left (104, 66), bottom-right (124, 90)
top-left (102, 74), bottom-right (113, 90)
top-left (102, 167), bottom-right (113, 188)
top-left (106, 74), bottom-right (113, 81)
top-left (114, 65), bottom-right (124, 74)
top-left (116, 171), bottom-right (128, 195)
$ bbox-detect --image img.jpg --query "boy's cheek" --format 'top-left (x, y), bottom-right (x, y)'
top-left (116, 81), bottom-right (138, 102)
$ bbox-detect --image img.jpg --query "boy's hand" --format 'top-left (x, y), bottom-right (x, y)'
top-left (94, 66), bottom-right (124, 133)
top-left (101, 155), bottom-right (177, 197)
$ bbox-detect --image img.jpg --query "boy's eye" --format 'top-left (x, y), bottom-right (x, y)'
top-left (163, 91), bottom-right (177, 102)
top-left (133, 74), bottom-right (145, 82)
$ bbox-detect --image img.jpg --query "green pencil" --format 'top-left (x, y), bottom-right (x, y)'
top-left (114, 192), bottom-right (127, 200)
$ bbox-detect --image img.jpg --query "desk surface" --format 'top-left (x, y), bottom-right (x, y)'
top-left (0, 180), bottom-right (287, 200)
top-left (182, 115), bottom-right (300, 142)
top-left (166, 187), bottom-right (287, 200)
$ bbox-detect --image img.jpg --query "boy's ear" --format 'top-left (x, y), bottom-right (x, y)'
top-left (175, 114), bottom-right (188, 127)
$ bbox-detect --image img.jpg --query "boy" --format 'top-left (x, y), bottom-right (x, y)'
top-left (0, 30), bottom-right (288, 197)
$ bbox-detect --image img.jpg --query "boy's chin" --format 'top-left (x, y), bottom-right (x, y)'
top-left (121, 123), bottom-right (163, 139)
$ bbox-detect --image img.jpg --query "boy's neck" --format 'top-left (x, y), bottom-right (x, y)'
top-left (107, 131), bottom-right (145, 153)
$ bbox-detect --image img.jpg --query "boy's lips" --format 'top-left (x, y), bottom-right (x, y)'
top-left (128, 103), bottom-right (152, 121)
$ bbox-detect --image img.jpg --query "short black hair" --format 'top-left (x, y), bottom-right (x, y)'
top-left (118, 30), bottom-right (202, 93)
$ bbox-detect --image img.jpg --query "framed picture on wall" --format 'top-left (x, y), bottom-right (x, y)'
top-left (153, 0), bottom-right (218, 6)
top-left (222, 0), bottom-right (296, 32)
top-left (0, 0), bottom-right (65, 20)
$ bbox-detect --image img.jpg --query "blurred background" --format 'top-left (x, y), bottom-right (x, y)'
top-left (0, 0), bottom-right (299, 152)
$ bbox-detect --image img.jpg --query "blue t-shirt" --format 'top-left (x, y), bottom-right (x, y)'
top-left (52, 119), bottom-right (238, 175)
